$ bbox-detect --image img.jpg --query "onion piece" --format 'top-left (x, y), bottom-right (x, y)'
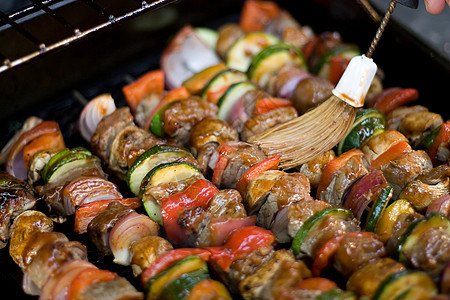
top-left (161, 25), bottom-right (220, 89)
top-left (109, 211), bottom-right (160, 266)
top-left (277, 72), bottom-right (311, 99)
top-left (426, 195), bottom-right (450, 217)
top-left (271, 207), bottom-right (290, 243)
top-left (208, 216), bottom-right (257, 247)
top-left (39, 260), bottom-right (96, 299)
top-left (63, 177), bottom-right (122, 216)
top-left (22, 272), bottom-right (41, 296)
top-left (79, 94), bottom-right (116, 142)
top-left (6, 121), bottom-right (63, 180)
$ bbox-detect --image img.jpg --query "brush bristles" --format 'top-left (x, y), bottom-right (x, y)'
top-left (249, 96), bottom-right (356, 169)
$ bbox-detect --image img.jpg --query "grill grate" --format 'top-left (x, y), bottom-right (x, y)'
top-left (0, 0), bottom-right (179, 74)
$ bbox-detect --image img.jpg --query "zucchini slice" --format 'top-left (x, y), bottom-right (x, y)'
top-left (247, 43), bottom-right (307, 89)
top-left (41, 147), bottom-right (91, 182)
top-left (182, 63), bottom-right (227, 95)
top-left (202, 69), bottom-right (248, 104)
top-left (373, 270), bottom-right (437, 300)
top-left (291, 207), bottom-right (354, 256)
top-left (375, 199), bottom-right (415, 243)
top-left (226, 32), bottom-right (279, 72)
top-left (145, 255), bottom-right (208, 299)
top-left (194, 27), bottom-right (218, 50)
top-left (417, 123), bottom-right (442, 150)
top-left (148, 101), bottom-right (178, 137)
top-left (159, 270), bottom-right (209, 300)
top-left (316, 288), bottom-right (357, 300)
top-left (364, 184), bottom-right (393, 232)
top-left (337, 108), bottom-right (386, 155)
top-left (395, 212), bottom-right (450, 262)
top-left (217, 81), bottom-right (257, 121)
top-left (126, 145), bottom-right (191, 196)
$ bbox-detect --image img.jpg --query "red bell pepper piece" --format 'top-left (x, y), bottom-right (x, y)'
top-left (122, 69), bottom-right (165, 113)
top-left (311, 234), bottom-right (345, 277)
top-left (140, 248), bottom-right (210, 287)
top-left (369, 87), bottom-right (419, 114)
top-left (328, 55), bottom-right (350, 86)
top-left (207, 226), bottom-right (276, 271)
top-left (208, 216), bottom-right (257, 246)
top-left (294, 277), bottom-right (338, 292)
top-left (74, 198), bottom-right (141, 234)
top-left (317, 149), bottom-right (364, 199)
top-left (427, 121), bottom-right (450, 166)
top-left (239, 0), bottom-right (280, 32)
top-left (211, 143), bottom-right (239, 187)
top-left (161, 179), bottom-right (219, 245)
top-left (68, 268), bottom-right (116, 300)
top-left (369, 141), bottom-right (412, 171)
top-left (236, 155), bottom-right (281, 195)
top-left (253, 98), bottom-right (293, 115)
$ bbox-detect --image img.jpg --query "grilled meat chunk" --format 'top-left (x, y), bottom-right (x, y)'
top-left (221, 142), bottom-right (267, 189)
top-left (163, 96), bottom-right (218, 146)
top-left (385, 212), bottom-right (423, 255)
top-left (299, 150), bottom-right (335, 189)
top-left (398, 111), bottom-right (443, 148)
top-left (287, 199), bottom-right (331, 240)
top-left (216, 23), bottom-right (245, 60)
top-left (130, 236), bottom-right (173, 276)
top-left (75, 275), bottom-right (143, 300)
top-left (319, 154), bottom-right (369, 206)
top-left (88, 201), bottom-right (133, 256)
top-left (0, 172), bottom-right (37, 248)
top-left (242, 106), bottom-right (298, 141)
top-left (362, 130), bottom-right (408, 165)
top-left (196, 142), bottom-right (219, 175)
top-left (291, 76), bottom-right (333, 115)
top-left (91, 107), bottom-right (134, 163)
top-left (109, 125), bottom-right (161, 178)
top-left (399, 177), bottom-right (450, 212)
top-left (387, 105), bottom-right (429, 131)
top-left (381, 150), bottom-right (432, 199)
top-left (230, 90), bottom-right (271, 134)
top-left (190, 117), bottom-right (239, 152)
top-left (333, 232), bottom-right (386, 276)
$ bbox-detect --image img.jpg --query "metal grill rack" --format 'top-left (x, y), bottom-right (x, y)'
top-left (0, 0), bottom-right (178, 74)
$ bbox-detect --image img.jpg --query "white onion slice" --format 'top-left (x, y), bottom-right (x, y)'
top-left (79, 94), bottom-right (116, 142)
top-left (109, 212), bottom-right (160, 266)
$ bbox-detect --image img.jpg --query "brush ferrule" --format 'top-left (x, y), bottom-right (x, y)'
top-left (332, 55), bottom-right (377, 108)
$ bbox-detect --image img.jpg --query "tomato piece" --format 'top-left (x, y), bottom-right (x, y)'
top-left (370, 87), bottom-right (419, 114)
top-left (328, 55), bottom-right (350, 86)
top-left (427, 121), bottom-right (450, 166)
top-left (140, 248), bottom-right (210, 287)
top-left (236, 155), bottom-right (281, 195)
top-left (316, 149), bottom-right (364, 199)
top-left (22, 130), bottom-right (65, 170)
top-left (143, 86), bottom-right (190, 130)
top-left (161, 179), bottom-right (219, 245)
top-left (253, 98), bottom-right (293, 115)
top-left (68, 268), bottom-right (116, 300)
top-left (239, 0), bottom-right (280, 32)
top-left (311, 234), bottom-right (345, 276)
top-left (369, 141), bottom-right (412, 170)
top-left (294, 277), bottom-right (338, 292)
top-left (74, 198), bottom-right (141, 234)
top-left (122, 69), bottom-right (164, 113)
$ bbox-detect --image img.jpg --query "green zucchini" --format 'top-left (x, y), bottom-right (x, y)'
top-left (337, 108), bottom-right (386, 155)
top-left (145, 255), bottom-right (208, 299)
top-left (395, 212), bottom-right (450, 262)
top-left (46, 156), bottom-right (101, 184)
top-left (247, 43), bottom-right (307, 89)
top-left (126, 145), bottom-right (191, 196)
top-left (364, 184), bottom-right (393, 232)
top-left (417, 123), bottom-right (442, 150)
top-left (195, 27), bottom-right (218, 50)
top-left (291, 207), bottom-right (354, 256)
top-left (217, 81), bottom-right (257, 121)
top-left (41, 147), bottom-right (91, 182)
top-left (226, 32), bottom-right (279, 72)
top-left (316, 288), bottom-right (357, 300)
top-left (159, 270), bottom-right (209, 300)
top-left (373, 270), bottom-right (437, 300)
top-left (201, 69), bottom-right (247, 102)
top-left (149, 101), bottom-right (178, 137)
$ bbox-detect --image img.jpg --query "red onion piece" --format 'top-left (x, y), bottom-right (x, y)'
top-left (208, 149), bottom-right (219, 171)
top-left (426, 195), bottom-right (450, 217)
top-left (22, 272), bottom-right (41, 296)
top-left (79, 94), bottom-right (116, 142)
top-left (343, 170), bottom-right (388, 220)
top-left (271, 207), bottom-right (290, 243)
top-left (39, 260), bottom-right (95, 299)
top-left (209, 216), bottom-right (256, 246)
top-left (109, 211), bottom-right (160, 266)
top-left (63, 177), bottom-right (122, 216)
top-left (161, 25), bottom-right (220, 89)
top-left (277, 72), bottom-right (311, 99)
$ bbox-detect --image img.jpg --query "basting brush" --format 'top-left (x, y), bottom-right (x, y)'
top-left (249, 0), bottom-right (419, 169)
